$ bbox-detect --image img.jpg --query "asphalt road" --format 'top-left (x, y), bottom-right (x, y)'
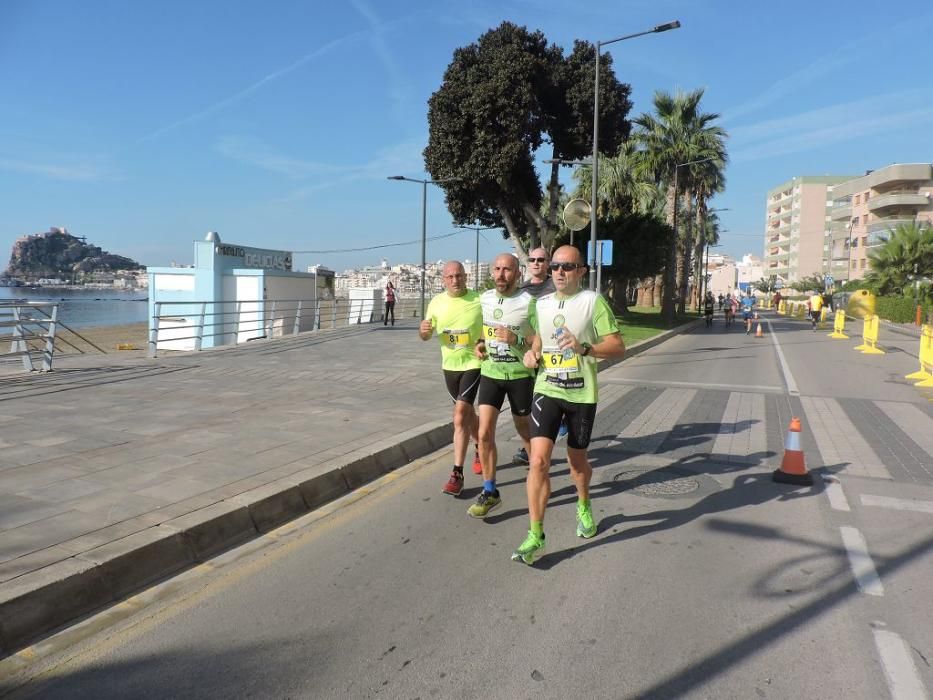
top-left (3, 310), bottom-right (931, 699)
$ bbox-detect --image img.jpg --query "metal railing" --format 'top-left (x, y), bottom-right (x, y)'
top-left (0, 301), bottom-right (59, 372)
top-left (148, 297), bottom-right (418, 357)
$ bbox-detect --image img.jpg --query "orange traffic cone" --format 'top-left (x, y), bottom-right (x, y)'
top-left (772, 417), bottom-right (813, 485)
top-left (755, 322), bottom-right (764, 338)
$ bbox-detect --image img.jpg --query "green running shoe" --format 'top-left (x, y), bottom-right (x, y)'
top-left (510, 531), bottom-right (546, 565)
top-left (576, 501), bottom-right (597, 538)
top-left (467, 490), bottom-right (501, 518)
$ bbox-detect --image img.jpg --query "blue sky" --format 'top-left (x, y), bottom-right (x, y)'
top-left (2, 0), bottom-right (932, 273)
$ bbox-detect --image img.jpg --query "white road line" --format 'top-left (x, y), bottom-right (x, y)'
top-left (874, 401), bottom-right (933, 459)
top-left (801, 396), bottom-right (892, 479)
top-left (711, 392), bottom-right (768, 463)
top-left (822, 476), bottom-right (851, 512)
top-left (861, 494), bottom-right (933, 514)
top-left (764, 319), bottom-right (798, 395)
top-left (610, 388), bottom-right (696, 452)
top-left (600, 377), bottom-right (784, 394)
top-left (839, 526), bottom-right (884, 597)
top-left (872, 628), bottom-right (929, 700)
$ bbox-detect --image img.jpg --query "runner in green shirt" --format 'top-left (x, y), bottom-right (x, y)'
top-left (419, 261), bottom-right (482, 496)
top-left (466, 253), bottom-right (536, 518)
top-left (511, 245), bottom-right (626, 565)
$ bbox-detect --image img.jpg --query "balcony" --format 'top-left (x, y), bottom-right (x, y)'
top-left (830, 204), bottom-right (852, 221)
top-left (867, 192), bottom-right (931, 212)
top-left (868, 218), bottom-right (915, 236)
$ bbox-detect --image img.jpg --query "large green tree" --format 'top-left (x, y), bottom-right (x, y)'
top-left (633, 88), bottom-right (727, 324)
top-left (424, 23), bottom-right (632, 263)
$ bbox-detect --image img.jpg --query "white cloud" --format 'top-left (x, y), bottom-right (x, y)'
top-left (0, 155), bottom-right (114, 182)
top-left (730, 91), bottom-right (933, 162)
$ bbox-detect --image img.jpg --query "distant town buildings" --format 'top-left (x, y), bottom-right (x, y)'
top-left (325, 257), bottom-right (490, 298)
top-left (763, 164), bottom-right (933, 285)
top-left (763, 175), bottom-right (854, 285)
top-left (827, 163), bottom-right (933, 281)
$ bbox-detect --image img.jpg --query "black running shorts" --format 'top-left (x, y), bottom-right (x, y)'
top-left (443, 368), bottom-right (481, 404)
top-left (529, 393), bottom-right (596, 449)
top-left (476, 375), bottom-right (534, 416)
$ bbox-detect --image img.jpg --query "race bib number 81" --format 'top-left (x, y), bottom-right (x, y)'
top-left (443, 329), bottom-right (470, 349)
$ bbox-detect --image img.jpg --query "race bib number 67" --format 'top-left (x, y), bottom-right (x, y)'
top-left (541, 350), bottom-right (578, 374)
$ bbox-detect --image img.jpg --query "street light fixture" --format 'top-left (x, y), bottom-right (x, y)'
top-left (457, 224), bottom-right (499, 289)
top-left (387, 175), bottom-right (461, 317)
top-left (590, 20), bottom-right (681, 290)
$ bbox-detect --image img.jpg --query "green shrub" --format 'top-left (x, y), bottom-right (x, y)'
top-left (875, 296), bottom-right (930, 323)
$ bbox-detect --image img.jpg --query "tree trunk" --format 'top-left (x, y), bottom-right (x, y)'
top-left (497, 201), bottom-right (529, 266)
top-left (661, 182), bottom-right (677, 324)
top-left (653, 274), bottom-right (664, 307)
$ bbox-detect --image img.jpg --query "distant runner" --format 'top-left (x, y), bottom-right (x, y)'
top-left (419, 261), bottom-right (483, 496)
top-left (741, 292), bottom-right (756, 335)
top-left (512, 245), bottom-right (626, 565)
top-left (808, 290), bottom-right (823, 331)
top-left (468, 254), bottom-right (535, 518)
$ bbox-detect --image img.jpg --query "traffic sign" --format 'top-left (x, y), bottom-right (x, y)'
top-left (587, 240), bottom-right (613, 267)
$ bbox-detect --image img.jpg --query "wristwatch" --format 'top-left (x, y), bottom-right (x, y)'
top-left (581, 342), bottom-right (592, 357)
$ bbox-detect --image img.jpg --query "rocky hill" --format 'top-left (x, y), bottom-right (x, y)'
top-left (4, 227), bottom-right (142, 279)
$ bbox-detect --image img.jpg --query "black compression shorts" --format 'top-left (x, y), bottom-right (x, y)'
top-left (530, 393), bottom-right (597, 449)
top-left (443, 369), bottom-right (481, 404)
top-left (476, 375), bottom-right (534, 416)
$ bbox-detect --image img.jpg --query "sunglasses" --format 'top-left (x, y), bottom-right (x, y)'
top-left (528, 257), bottom-right (547, 263)
top-left (549, 262), bottom-right (584, 271)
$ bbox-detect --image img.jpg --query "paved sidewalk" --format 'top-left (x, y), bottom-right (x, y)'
top-left (0, 315), bottom-right (699, 655)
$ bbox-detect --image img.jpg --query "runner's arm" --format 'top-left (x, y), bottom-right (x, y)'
top-left (586, 332), bottom-right (625, 360)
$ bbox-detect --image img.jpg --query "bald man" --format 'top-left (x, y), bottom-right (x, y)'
top-left (511, 245), bottom-right (626, 565)
top-left (519, 246), bottom-right (556, 298)
top-left (420, 261), bottom-right (483, 496)
top-left (467, 253), bottom-right (535, 518)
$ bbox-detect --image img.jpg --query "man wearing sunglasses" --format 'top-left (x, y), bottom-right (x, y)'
top-left (419, 261), bottom-right (483, 496)
top-left (468, 253), bottom-right (536, 518)
top-left (519, 247), bottom-right (556, 299)
top-left (511, 246), bottom-right (626, 565)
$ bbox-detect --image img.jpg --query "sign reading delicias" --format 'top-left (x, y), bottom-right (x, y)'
top-left (215, 244), bottom-right (293, 271)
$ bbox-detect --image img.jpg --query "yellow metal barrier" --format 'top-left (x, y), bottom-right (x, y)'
top-left (853, 314), bottom-right (885, 355)
top-left (796, 304), bottom-right (805, 319)
top-left (820, 307), bottom-right (829, 324)
top-left (828, 310), bottom-right (848, 339)
top-left (907, 325), bottom-right (933, 386)
top-left (778, 300), bottom-right (786, 315)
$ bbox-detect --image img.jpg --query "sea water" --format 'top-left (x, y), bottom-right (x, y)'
top-left (0, 287), bottom-right (147, 329)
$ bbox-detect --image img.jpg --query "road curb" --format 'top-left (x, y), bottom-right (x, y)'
top-left (0, 419), bottom-right (453, 658)
top-left (0, 320), bottom-right (692, 659)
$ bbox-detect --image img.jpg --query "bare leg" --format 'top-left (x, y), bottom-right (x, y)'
top-left (566, 447), bottom-right (592, 501)
top-left (527, 436), bottom-right (555, 523)
top-left (477, 405), bottom-right (499, 482)
top-left (452, 401), bottom-right (475, 466)
top-left (512, 414), bottom-right (531, 455)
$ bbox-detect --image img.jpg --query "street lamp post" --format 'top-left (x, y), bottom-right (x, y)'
top-left (845, 218), bottom-right (857, 282)
top-left (457, 225), bottom-right (499, 289)
top-left (387, 175), bottom-right (460, 317)
top-left (590, 20), bottom-right (680, 290)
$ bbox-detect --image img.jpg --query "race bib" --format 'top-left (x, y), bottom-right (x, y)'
top-left (541, 348), bottom-right (578, 374)
top-left (442, 328), bottom-right (470, 349)
top-left (483, 324), bottom-right (510, 358)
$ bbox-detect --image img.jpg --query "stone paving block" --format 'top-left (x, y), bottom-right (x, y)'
top-left (76, 527), bottom-right (196, 600)
top-left (163, 501), bottom-right (257, 560)
top-left (69, 490), bottom-right (169, 522)
top-left (0, 494), bottom-right (69, 531)
top-left (0, 545), bottom-right (77, 585)
top-left (0, 465), bottom-right (85, 492)
top-left (56, 512), bottom-right (167, 555)
top-left (134, 476), bottom-right (217, 503)
top-left (0, 557), bottom-right (113, 655)
top-left (0, 510), bottom-right (108, 565)
top-left (14, 477), bottom-right (110, 505)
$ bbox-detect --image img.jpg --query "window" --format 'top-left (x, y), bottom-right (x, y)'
top-left (864, 191), bottom-right (869, 201)
top-left (860, 258), bottom-right (867, 269)
top-left (862, 236), bottom-right (868, 247)
top-left (855, 194), bottom-right (861, 205)
top-left (852, 260), bottom-right (857, 269)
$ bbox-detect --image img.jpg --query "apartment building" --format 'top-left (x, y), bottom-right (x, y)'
top-left (763, 176), bottom-right (854, 284)
top-left (827, 163), bottom-right (933, 281)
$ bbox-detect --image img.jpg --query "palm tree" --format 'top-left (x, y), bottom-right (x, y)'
top-left (634, 88), bottom-right (727, 324)
top-left (865, 222), bottom-right (933, 296)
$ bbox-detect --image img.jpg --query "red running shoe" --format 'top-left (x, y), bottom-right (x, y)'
top-left (472, 451), bottom-right (483, 475)
top-left (442, 470), bottom-right (464, 496)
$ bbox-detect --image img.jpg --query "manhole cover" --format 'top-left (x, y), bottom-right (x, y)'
top-left (613, 468), bottom-right (700, 497)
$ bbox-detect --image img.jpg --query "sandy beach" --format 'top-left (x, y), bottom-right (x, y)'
top-left (54, 322), bottom-right (149, 356)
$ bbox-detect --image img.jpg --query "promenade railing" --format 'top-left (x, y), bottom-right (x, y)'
top-left (148, 297), bottom-right (418, 358)
top-left (0, 301), bottom-right (59, 372)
